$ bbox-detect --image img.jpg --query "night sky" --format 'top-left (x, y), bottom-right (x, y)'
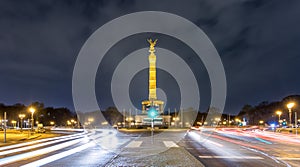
top-left (1, 0), bottom-right (300, 115)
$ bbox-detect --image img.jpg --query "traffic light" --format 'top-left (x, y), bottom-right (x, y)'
top-left (148, 107), bottom-right (158, 119)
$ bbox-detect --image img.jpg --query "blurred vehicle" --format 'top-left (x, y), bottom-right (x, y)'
top-left (36, 127), bottom-right (46, 133)
top-left (190, 126), bottom-right (202, 131)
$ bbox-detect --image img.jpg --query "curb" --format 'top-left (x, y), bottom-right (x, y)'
top-left (19, 134), bottom-right (42, 141)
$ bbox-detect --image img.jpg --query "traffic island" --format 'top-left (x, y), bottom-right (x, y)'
top-left (106, 147), bottom-right (204, 167)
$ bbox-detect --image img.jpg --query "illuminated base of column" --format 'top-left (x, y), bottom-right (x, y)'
top-left (141, 99), bottom-right (164, 114)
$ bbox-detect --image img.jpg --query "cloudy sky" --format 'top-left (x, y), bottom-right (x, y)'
top-left (1, 0), bottom-right (300, 115)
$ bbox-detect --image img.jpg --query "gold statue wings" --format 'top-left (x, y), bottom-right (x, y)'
top-left (147, 39), bottom-right (157, 53)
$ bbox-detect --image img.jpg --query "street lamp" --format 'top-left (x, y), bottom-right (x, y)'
top-left (172, 117), bottom-right (179, 127)
top-left (71, 119), bottom-right (75, 128)
top-left (215, 117), bottom-right (221, 126)
top-left (287, 102), bottom-right (295, 126)
top-left (11, 120), bottom-right (17, 128)
top-left (50, 121), bottom-right (55, 126)
top-left (88, 118), bottom-right (94, 123)
top-left (19, 114), bottom-right (25, 132)
top-left (276, 110), bottom-right (282, 125)
top-left (29, 107), bottom-right (36, 131)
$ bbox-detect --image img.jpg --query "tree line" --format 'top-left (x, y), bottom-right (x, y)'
top-left (237, 95), bottom-right (300, 125)
top-left (0, 102), bottom-right (76, 126)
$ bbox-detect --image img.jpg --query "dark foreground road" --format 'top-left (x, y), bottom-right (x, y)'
top-left (1, 128), bottom-right (300, 166)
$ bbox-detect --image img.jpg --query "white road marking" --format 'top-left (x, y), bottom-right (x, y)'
top-left (19, 132), bottom-right (119, 166)
top-left (0, 131), bottom-right (118, 166)
top-left (125, 141), bottom-right (143, 148)
top-left (0, 132), bottom-right (86, 151)
top-left (206, 140), bottom-right (223, 147)
top-left (21, 142), bottom-right (96, 167)
top-left (199, 155), bottom-right (264, 159)
top-left (0, 135), bottom-right (83, 156)
top-left (0, 138), bottom-right (85, 166)
top-left (277, 157), bottom-right (300, 160)
top-left (163, 141), bottom-right (179, 147)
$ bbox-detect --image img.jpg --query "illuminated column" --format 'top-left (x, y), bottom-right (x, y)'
top-left (148, 39), bottom-right (157, 100)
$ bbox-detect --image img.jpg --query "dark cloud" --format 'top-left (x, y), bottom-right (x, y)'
top-left (0, 0), bottom-right (300, 115)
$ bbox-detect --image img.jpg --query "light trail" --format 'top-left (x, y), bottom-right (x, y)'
top-left (206, 140), bottom-right (223, 147)
top-left (21, 142), bottom-right (97, 167)
top-left (0, 135), bottom-right (84, 156)
top-left (0, 131), bottom-right (87, 151)
top-left (0, 138), bottom-right (85, 166)
top-left (0, 132), bottom-right (105, 166)
top-left (242, 146), bottom-right (291, 167)
top-left (200, 132), bottom-right (266, 151)
top-left (188, 130), bottom-right (269, 164)
top-left (217, 128), bottom-right (300, 145)
top-left (199, 155), bottom-right (263, 159)
top-left (254, 137), bottom-right (272, 145)
top-left (21, 130), bottom-right (122, 166)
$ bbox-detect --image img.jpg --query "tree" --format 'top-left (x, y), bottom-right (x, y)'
top-left (102, 107), bottom-right (123, 126)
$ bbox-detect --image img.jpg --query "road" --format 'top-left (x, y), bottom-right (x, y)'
top-left (1, 128), bottom-right (300, 166)
top-left (182, 127), bottom-right (300, 167)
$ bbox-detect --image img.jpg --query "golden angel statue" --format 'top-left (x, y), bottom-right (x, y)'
top-left (147, 39), bottom-right (158, 52)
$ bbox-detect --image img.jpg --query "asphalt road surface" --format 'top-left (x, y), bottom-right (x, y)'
top-left (1, 128), bottom-right (300, 166)
top-left (182, 128), bottom-right (294, 167)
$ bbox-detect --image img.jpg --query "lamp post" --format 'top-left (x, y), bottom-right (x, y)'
top-left (29, 107), bottom-right (35, 131)
top-left (19, 114), bottom-right (25, 132)
top-left (259, 120), bottom-right (264, 129)
top-left (11, 120), bottom-right (17, 129)
top-left (287, 102), bottom-right (295, 126)
top-left (235, 118), bottom-right (240, 126)
top-left (173, 117), bottom-right (179, 127)
top-left (215, 117), bottom-right (221, 126)
top-left (71, 119), bottom-right (75, 128)
top-left (276, 110), bottom-right (282, 125)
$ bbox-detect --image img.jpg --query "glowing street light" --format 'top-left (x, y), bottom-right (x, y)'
top-left (11, 120), bottom-right (17, 128)
top-left (287, 102), bottom-right (295, 126)
top-left (215, 118), bottom-right (221, 125)
top-left (28, 107), bottom-right (36, 131)
top-left (88, 118), bottom-right (94, 123)
top-left (19, 114), bottom-right (25, 132)
top-left (276, 110), bottom-right (282, 124)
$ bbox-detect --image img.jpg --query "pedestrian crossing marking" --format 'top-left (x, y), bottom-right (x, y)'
top-left (125, 141), bottom-right (179, 148)
top-left (163, 141), bottom-right (179, 147)
top-left (125, 141), bottom-right (143, 148)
